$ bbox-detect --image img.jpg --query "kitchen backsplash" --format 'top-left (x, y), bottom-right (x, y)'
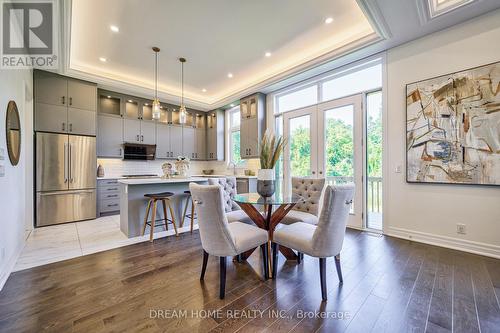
top-left (97, 158), bottom-right (260, 178)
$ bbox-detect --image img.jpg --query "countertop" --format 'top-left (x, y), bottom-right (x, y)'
top-left (118, 177), bottom-right (208, 185)
top-left (192, 174), bottom-right (257, 179)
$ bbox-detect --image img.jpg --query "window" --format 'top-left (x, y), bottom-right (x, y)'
top-left (276, 85), bottom-right (318, 113)
top-left (322, 63), bottom-right (382, 101)
top-left (228, 106), bottom-right (242, 165)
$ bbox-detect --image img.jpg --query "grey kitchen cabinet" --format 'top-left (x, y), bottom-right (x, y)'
top-left (141, 121), bottom-right (156, 145)
top-left (182, 126), bottom-right (196, 159)
top-left (156, 123), bottom-right (170, 159)
top-left (206, 109), bottom-right (224, 161)
top-left (195, 128), bottom-right (206, 160)
top-left (97, 115), bottom-right (123, 158)
top-left (99, 91), bottom-right (122, 117)
top-left (123, 119), bottom-right (142, 143)
top-left (170, 126), bottom-right (183, 158)
top-left (34, 70), bottom-right (97, 136)
top-left (240, 93), bottom-right (265, 159)
top-left (97, 179), bottom-right (120, 216)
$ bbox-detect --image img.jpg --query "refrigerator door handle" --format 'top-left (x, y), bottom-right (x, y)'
top-left (39, 189), bottom-right (95, 196)
top-left (69, 143), bottom-right (74, 183)
top-left (63, 142), bottom-right (68, 183)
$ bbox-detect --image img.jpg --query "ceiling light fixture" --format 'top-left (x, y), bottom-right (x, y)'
top-left (230, 104), bottom-right (235, 107)
top-left (265, 52), bottom-right (272, 57)
top-left (325, 17), bottom-right (333, 24)
top-left (227, 73), bottom-right (233, 78)
top-left (107, 95), bottom-right (111, 98)
top-left (110, 25), bottom-right (119, 32)
top-left (151, 47), bottom-right (161, 120)
top-left (179, 57), bottom-right (187, 124)
top-left (202, 88), bottom-right (207, 93)
top-left (127, 99), bottom-right (133, 103)
top-left (99, 57), bottom-right (107, 62)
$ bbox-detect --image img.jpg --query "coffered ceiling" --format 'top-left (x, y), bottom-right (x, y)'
top-left (65, 0), bottom-right (500, 110)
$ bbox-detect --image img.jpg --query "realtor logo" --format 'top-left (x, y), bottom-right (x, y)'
top-left (1, 0), bottom-right (58, 68)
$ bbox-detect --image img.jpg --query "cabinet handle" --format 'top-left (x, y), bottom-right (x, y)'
top-left (136, 135), bottom-right (140, 141)
top-left (107, 204), bottom-right (119, 207)
top-left (119, 148), bottom-right (122, 156)
top-left (107, 194), bottom-right (118, 198)
top-left (107, 188), bottom-right (118, 191)
top-left (62, 122), bottom-right (66, 131)
top-left (62, 96), bottom-right (65, 105)
top-left (141, 135), bottom-right (144, 142)
top-left (69, 123), bottom-right (73, 132)
top-left (69, 97), bottom-right (73, 106)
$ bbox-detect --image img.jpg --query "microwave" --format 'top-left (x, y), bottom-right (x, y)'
top-left (123, 143), bottom-right (156, 160)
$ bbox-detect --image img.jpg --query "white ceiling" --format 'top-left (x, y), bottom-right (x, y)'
top-left (66, 0), bottom-right (500, 110)
top-left (69, 0), bottom-right (376, 109)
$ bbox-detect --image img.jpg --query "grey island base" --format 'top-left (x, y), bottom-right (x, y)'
top-left (118, 177), bottom-right (208, 238)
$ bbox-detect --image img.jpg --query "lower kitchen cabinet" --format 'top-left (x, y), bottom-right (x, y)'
top-left (97, 179), bottom-right (120, 216)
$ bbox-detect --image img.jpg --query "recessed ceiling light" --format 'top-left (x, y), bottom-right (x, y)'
top-left (202, 88), bottom-right (207, 92)
top-left (99, 57), bottom-right (107, 62)
top-left (325, 17), bottom-right (334, 24)
top-left (110, 25), bottom-right (119, 33)
top-left (230, 104), bottom-right (235, 107)
top-left (127, 99), bottom-right (133, 103)
top-left (265, 52), bottom-right (272, 57)
top-left (227, 73), bottom-right (233, 78)
top-left (144, 103), bottom-right (149, 106)
top-left (107, 95), bottom-right (111, 98)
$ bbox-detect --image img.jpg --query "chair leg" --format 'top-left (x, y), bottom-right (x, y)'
top-left (260, 244), bottom-right (269, 279)
top-left (319, 258), bottom-right (327, 301)
top-left (161, 199), bottom-right (169, 231)
top-left (200, 250), bottom-right (209, 280)
top-left (149, 200), bottom-right (157, 242)
top-left (181, 195), bottom-right (189, 228)
top-left (335, 254), bottom-right (343, 284)
top-left (219, 256), bottom-right (226, 299)
top-left (297, 252), bottom-right (302, 264)
top-left (142, 199), bottom-right (152, 236)
top-left (272, 242), bottom-right (279, 279)
top-left (167, 200), bottom-right (179, 236)
top-left (190, 198), bottom-right (195, 233)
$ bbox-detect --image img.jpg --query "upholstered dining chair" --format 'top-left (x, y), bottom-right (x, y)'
top-left (280, 177), bottom-right (326, 226)
top-left (189, 183), bottom-right (269, 299)
top-left (208, 177), bottom-right (253, 224)
top-left (272, 184), bottom-right (354, 301)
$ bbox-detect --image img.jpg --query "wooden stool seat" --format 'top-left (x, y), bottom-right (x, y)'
top-left (142, 192), bottom-right (178, 242)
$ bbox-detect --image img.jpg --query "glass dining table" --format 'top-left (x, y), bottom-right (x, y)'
top-left (233, 192), bottom-right (304, 267)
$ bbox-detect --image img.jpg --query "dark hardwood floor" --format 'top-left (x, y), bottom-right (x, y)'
top-left (1, 229), bottom-right (499, 333)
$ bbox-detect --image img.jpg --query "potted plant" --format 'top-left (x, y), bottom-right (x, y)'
top-left (258, 130), bottom-right (285, 197)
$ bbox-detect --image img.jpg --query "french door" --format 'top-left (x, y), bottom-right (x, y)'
top-left (283, 94), bottom-right (363, 228)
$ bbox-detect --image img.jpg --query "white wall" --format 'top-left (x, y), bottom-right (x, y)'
top-left (0, 68), bottom-right (33, 289)
top-left (385, 10), bottom-right (500, 258)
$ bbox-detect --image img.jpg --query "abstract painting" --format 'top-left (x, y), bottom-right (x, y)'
top-left (406, 61), bottom-right (500, 185)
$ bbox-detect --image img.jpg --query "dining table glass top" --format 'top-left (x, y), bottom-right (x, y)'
top-left (233, 192), bottom-right (304, 205)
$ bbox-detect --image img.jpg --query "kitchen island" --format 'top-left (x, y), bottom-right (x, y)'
top-left (118, 177), bottom-right (208, 238)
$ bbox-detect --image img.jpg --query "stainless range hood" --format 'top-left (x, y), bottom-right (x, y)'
top-left (123, 143), bottom-right (156, 160)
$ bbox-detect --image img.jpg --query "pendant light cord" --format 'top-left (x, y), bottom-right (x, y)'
top-left (181, 61), bottom-right (184, 106)
top-left (155, 51), bottom-right (158, 101)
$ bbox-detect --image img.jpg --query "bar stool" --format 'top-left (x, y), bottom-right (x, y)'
top-left (142, 192), bottom-right (178, 242)
top-left (181, 190), bottom-right (196, 233)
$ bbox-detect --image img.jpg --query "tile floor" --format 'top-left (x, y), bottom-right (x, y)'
top-left (14, 215), bottom-right (196, 272)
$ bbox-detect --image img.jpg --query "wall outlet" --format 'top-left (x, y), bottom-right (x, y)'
top-left (457, 224), bottom-right (466, 235)
top-left (395, 165), bottom-right (402, 173)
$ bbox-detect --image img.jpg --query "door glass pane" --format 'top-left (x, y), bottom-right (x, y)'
top-left (277, 85), bottom-right (317, 113)
top-left (367, 91), bottom-right (383, 229)
top-left (289, 115), bottom-right (311, 177)
top-left (231, 130), bottom-right (242, 165)
top-left (275, 115), bottom-right (284, 195)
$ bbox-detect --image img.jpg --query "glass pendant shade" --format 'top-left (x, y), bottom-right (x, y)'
top-left (152, 98), bottom-right (161, 120)
top-left (179, 104), bottom-right (187, 124)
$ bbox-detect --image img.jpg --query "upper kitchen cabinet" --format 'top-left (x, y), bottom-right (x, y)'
top-left (99, 92), bottom-right (122, 117)
top-left (141, 101), bottom-right (153, 121)
top-left (206, 109), bottom-right (224, 161)
top-left (124, 97), bottom-right (140, 119)
top-left (34, 70), bottom-right (97, 136)
top-left (240, 93), bottom-right (265, 159)
top-left (97, 115), bottom-right (123, 158)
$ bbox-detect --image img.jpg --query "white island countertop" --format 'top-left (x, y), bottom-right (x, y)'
top-left (118, 177), bottom-right (208, 185)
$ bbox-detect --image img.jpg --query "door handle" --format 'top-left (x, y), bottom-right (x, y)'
top-left (312, 171), bottom-right (316, 175)
top-left (63, 142), bottom-right (68, 183)
top-left (69, 97), bottom-right (73, 106)
top-left (62, 96), bottom-right (65, 105)
top-left (319, 171), bottom-right (323, 175)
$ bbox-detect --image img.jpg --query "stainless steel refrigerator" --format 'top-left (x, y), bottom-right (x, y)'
top-left (36, 132), bottom-right (96, 227)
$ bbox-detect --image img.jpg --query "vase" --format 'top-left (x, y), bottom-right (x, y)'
top-left (257, 169), bottom-right (275, 197)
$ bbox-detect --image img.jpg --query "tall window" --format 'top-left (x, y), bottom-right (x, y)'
top-left (229, 106), bottom-right (242, 165)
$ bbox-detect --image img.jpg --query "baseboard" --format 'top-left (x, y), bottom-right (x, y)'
top-left (0, 241), bottom-right (25, 291)
top-left (385, 226), bottom-right (500, 259)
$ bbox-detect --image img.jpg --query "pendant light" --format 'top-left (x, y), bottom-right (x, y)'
top-left (152, 47), bottom-right (161, 120)
top-left (179, 57), bottom-right (187, 124)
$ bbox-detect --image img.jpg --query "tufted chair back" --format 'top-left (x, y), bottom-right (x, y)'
top-left (291, 177), bottom-right (325, 216)
top-left (189, 183), bottom-right (239, 256)
top-left (312, 185), bottom-right (354, 257)
top-left (208, 177), bottom-right (239, 212)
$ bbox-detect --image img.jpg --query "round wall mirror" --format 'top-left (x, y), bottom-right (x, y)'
top-left (6, 100), bottom-right (21, 166)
